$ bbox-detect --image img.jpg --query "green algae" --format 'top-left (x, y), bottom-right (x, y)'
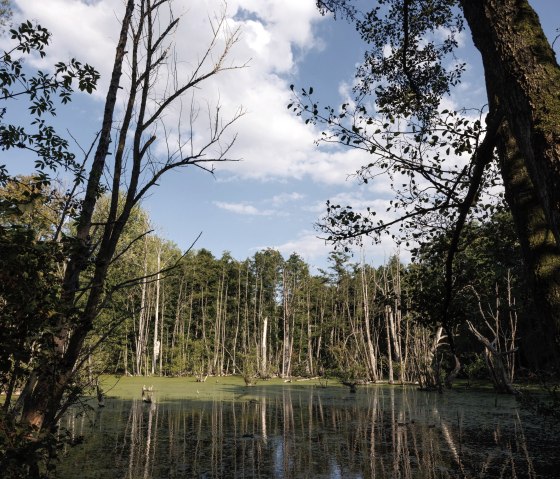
top-left (58, 379), bottom-right (559, 478)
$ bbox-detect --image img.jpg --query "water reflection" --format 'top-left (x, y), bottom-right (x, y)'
top-left (59, 386), bottom-right (559, 478)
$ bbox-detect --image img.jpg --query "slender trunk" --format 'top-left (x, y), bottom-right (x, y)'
top-left (136, 243), bottom-right (149, 375)
top-left (282, 269), bottom-right (289, 378)
top-left (152, 249), bottom-right (161, 375)
top-left (306, 288), bottom-right (314, 375)
top-left (220, 282), bottom-right (228, 375)
top-left (288, 287), bottom-right (296, 378)
top-left (144, 292), bottom-right (152, 377)
top-left (232, 265), bottom-right (242, 373)
top-left (159, 281), bottom-right (165, 375)
top-left (20, 0), bottom-right (136, 431)
top-left (361, 266), bottom-right (378, 382)
top-left (385, 306), bottom-right (394, 384)
top-left (212, 272), bottom-right (223, 374)
top-left (124, 323), bottom-right (129, 376)
top-left (402, 308), bottom-right (410, 383)
top-left (261, 316), bottom-right (268, 377)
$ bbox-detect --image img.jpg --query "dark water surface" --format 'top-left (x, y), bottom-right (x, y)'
top-left (57, 384), bottom-right (559, 478)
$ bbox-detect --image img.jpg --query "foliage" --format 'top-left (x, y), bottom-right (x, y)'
top-left (0, 17), bottom-right (99, 442)
top-left (463, 353), bottom-right (487, 386)
top-left (329, 344), bottom-right (367, 382)
top-left (0, 19), bottom-right (100, 427)
top-left (0, 21), bottom-right (99, 186)
top-left (0, 224), bottom-right (63, 393)
top-left (320, 0), bottom-right (464, 122)
top-left (238, 350), bottom-right (259, 386)
top-left (291, 0), bottom-right (491, 253)
top-left (409, 211), bottom-right (528, 344)
top-left (294, 0), bottom-right (560, 379)
top-left (291, 90), bottom-right (501, 253)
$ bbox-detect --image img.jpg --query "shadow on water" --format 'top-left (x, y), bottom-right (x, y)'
top-left (58, 385), bottom-right (559, 478)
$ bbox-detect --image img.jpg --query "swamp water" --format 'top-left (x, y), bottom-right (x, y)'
top-left (57, 380), bottom-right (559, 478)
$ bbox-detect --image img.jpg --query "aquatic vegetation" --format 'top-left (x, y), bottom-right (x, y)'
top-left (57, 378), bottom-right (559, 478)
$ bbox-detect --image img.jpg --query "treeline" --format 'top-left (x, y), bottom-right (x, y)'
top-left (1, 178), bottom-right (539, 394)
top-left (81, 194), bottom-right (537, 390)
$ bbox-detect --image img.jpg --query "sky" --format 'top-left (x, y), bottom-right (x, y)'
top-left (3, 0), bottom-right (559, 271)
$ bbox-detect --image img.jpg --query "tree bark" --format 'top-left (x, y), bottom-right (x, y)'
top-left (497, 121), bottom-right (560, 367)
top-left (461, 0), bottom-right (560, 363)
top-left (460, 0), bottom-right (560, 243)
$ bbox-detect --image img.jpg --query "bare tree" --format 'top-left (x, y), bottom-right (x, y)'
top-left (467, 272), bottom-right (519, 394)
top-left (18, 0), bottom-right (245, 433)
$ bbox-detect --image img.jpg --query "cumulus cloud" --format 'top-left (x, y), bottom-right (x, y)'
top-left (8, 0), bottom-right (418, 267)
top-left (8, 0), bottom-right (370, 186)
top-left (214, 191), bottom-right (305, 216)
top-left (273, 230), bottom-right (331, 261)
top-left (10, 0), bottom-right (124, 96)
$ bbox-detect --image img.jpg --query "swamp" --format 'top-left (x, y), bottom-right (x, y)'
top-left (56, 377), bottom-right (560, 479)
top-left (2, 0), bottom-right (560, 477)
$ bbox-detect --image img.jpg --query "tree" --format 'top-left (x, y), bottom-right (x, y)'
top-left (2, 0), bottom-right (244, 470)
top-left (294, 0), bottom-right (560, 368)
top-left (408, 211), bottom-right (533, 390)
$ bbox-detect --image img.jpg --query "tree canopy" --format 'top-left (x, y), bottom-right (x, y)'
top-left (291, 0), bottom-right (560, 368)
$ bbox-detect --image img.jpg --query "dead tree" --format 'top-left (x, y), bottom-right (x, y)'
top-left (410, 325), bottom-right (446, 390)
top-left (466, 275), bottom-right (519, 395)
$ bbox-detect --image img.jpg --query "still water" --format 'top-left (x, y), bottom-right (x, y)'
top-left (58, 384), bottom-right (559, 478)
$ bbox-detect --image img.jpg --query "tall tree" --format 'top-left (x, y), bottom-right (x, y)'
top-left (299, 0), bottom-right (560, 366)
top-left (2, 2), bottom-right (244, 466)
top-left (459, 0), bottom-right (560, 366)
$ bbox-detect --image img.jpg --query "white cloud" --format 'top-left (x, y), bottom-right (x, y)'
top-left (214, 201), bottom-right (274, 216)
top-left (271, 228), bottom-right (411, 269)
top-left (8, 0), bottom-right (412, 267)
top-left (435, 26), bottom-right (467, 49)
top-left (9, 0), bottom-right (373, 187)
top-left (271, 192), bottom-right (305, 206)
top-left (214, 192), bottom-right (305, 216)
top-left (270, 230), bottom-right (331, 261)
top-left (11, 0), bottom-right (124, 96)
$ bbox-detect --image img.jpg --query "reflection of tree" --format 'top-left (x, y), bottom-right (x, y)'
top-left (121, 400), bottom-right (159, 479)
top-left (59, 388), bottom-right (550, 478)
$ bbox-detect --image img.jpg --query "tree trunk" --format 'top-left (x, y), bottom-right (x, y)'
top-left (261, 316), bottom-right (268, 377)
top-left (461, 0), bottom-right (560, 243)
top-left (385, 305), bottom-right (394, 384)
top-left (361, 266), bottom-right (378, 382)
top-left (497, 122), bottom-right (560, 367)
top-left (152, 249), bottom-right (161, 375)
top-left (20, 0), bottom-right (136, 431)
top-left (460, 0), bottom-right (560, 362)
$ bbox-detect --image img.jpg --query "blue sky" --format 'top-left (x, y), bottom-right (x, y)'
top-left (3, 0), bottom-right (559, 270)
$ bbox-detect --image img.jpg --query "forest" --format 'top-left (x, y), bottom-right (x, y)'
top-left (1, 0), bottom-right (560, 477)
top-left (0, 178), bottom-right (525, 382)
top-left (2, 185), bottom-right (530, 390)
